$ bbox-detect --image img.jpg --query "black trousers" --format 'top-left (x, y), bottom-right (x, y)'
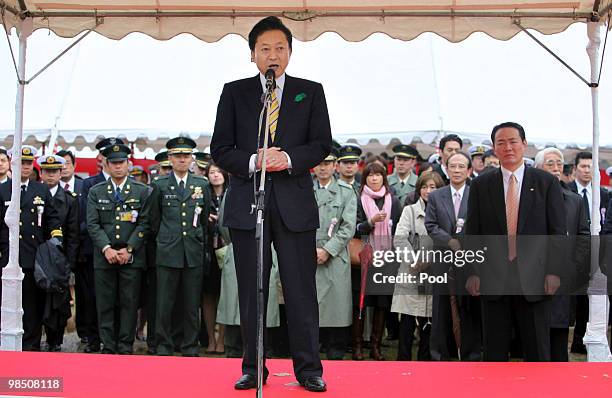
top-left (551, 327), bottom-right (569, 362)
top-left (571, 295), bottom-right (588, 350)
top-left (22, 270), bottom-right (46, 351)
top-left (230, 192), bottom-right (322, 382)
top-left (398, 315), bottom-right (431, 361)
top-left (320, 327), bottom-right (349, 360)
top-left (481, 295), bottom-right (551, 361)
top-left (74, 256), bottom-right (99, 344)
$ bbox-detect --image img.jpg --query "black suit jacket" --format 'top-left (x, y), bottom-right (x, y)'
top-left (52, 187), bottom-right (80, 270)
top-left (210, 74), bottom-right (332, 232)
top-left (79, 173), bottom-right (107, 256)
top-left (567, 180), bottom-right (610, 226)
top-left (465, 167), bottom-right (566, 300)
top-left (0, 180), bottom-right (62, 270)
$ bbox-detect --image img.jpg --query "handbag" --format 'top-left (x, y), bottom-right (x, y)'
top-left (349, 238), bottom-right (363, 268)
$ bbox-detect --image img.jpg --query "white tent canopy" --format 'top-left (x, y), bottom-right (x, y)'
top-left (0, 1), bottom-right (610, 42)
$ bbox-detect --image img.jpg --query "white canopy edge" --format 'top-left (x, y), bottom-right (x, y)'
top-left (0, 1), bottom-right (609, 43)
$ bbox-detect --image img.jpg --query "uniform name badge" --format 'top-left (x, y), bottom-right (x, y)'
top-left (193, 206), bottom-right (202, 227)
top-left (120, 211), bottom-right (133, 222)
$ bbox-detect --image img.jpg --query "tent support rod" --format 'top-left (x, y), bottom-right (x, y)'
top-left (1, 8), bottom-right (20, 83)
top-left (515, 21), bottom-right (603, 88)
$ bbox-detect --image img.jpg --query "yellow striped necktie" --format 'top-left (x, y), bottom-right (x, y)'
top-left (268, 89), bottom-right (279, 142)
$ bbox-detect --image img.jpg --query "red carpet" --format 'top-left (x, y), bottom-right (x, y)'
top-left (1, 352), bottom-right (612, 397)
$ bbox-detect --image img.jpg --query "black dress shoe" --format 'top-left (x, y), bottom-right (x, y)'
top-left (84, 343), bottom-right (100, 353)
top-left (48, 345), bottom-right (62, 352)
top-left (101, 348), bottom-right (115, 354)
top-left (299, 376), bottom-right (327, 392)
top-left (234, 374), bottom-right (266, 390)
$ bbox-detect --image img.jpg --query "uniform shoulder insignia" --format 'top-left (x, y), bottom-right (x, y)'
top-left (337, 180), bottom-right (352, 189)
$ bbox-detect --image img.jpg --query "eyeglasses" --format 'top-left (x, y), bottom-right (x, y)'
top-left (544, 160), bottom-right (563, 167)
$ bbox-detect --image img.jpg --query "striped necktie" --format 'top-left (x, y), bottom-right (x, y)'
top-left (268, 89), bottom-right (279, 142)
top-left (506, 174), bottom-right (519, 261)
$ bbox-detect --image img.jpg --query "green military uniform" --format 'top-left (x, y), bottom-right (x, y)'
top-left (388, 144), bottom-right (419, 205)
top-left (150, 137), bottom-right (211, 356)
top-left (87, 144), bottom-right (152, 354)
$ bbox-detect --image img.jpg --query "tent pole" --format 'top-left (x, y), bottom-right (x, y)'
top-left (0, 17), bottom-right (32, 351)
top-left (583, 20), bottom-right (611, 362)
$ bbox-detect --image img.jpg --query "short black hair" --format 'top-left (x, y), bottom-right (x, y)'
top-left (491, 122), bottom-right (526, 144)
top-left (574, 151), bottom-right (592, 167)
top-left (0, 148), bottom-right (7, 158)
top-left (57, 149), bottom-right (75, 165)
top-left (446, 151), bottom-right (472, 168)
top-left (563, 164), bottom-right (573, 176)
top-left (483, 149), bottom-right (497, 160)
top-left (439, 134), bottom-right (463, 151)
top-left (248, 16), bottom-right (293, 51)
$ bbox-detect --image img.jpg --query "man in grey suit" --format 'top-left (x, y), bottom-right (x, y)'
top-left (425, 151), bottom-right (481, 361)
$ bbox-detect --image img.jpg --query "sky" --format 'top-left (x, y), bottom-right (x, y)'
top-left (0, 22), bottom-right (610, 146)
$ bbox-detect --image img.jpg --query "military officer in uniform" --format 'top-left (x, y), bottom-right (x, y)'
top-left (87, 144), bottom-right (152, 354)
top-left (150, 137), bottom-right (211, 357)
top-left (313, 148), bottom-right (357, 360)
top-left (154, 151), bottom-right (173, 177)
top-left (388, 144), bottom-right (419, 206)
top-left (194, 151), bottom-right (212, 177)
top-left (337, 144), bottom-right (362, 196)
top-left (38, 154), bottom-right (80, 351)
top-left (0, 146), bottom-right (63, 351)
top-left (79, 137), bottom-right (125, 352)
top-left (468, 145), bottom-right (490, 178)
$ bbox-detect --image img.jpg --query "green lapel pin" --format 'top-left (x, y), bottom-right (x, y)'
top-left (294, 93), bottom-right (306, 102)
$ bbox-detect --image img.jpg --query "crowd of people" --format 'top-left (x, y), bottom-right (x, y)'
top-left (0, 122), bottom-right (611, 363)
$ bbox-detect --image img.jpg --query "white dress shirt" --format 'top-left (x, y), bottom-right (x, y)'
top-left (501, 163), bottom-right (525, 206)
top-left (450, 183), bottom-right (467, 204)
top-left (61, 175), bottom-right (75, 192)
top-left (111, 177), bottom-right (128, 192)
top-left (174, 173), bottom-right (188, 187)
top-left (49, 185), bottom-right (59, 197)
top-left (575, 179), bottom-right (592, 215)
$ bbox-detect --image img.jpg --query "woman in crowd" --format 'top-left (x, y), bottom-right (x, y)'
top-left (353, 162), bottom-right (402, 360)
top-left (392, 171), bottom-right (445, 361)
top-left (202, 162), bottom-right (228, 354)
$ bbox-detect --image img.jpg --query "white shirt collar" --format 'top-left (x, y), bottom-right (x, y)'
top-left (174, 173), bottom-right (188, 186)
top-left (0, 176), bottom-right (8, 184)
top-left (65, 175), bottom-right (75, 190)
top-left (259, 73), bottom-right (285, 98)
top-left (111, 177), bottom-right (128, 191)
top-left (49, 185), bottom-right (59, 197)
top-left (398, 173), bottom-right (414, 184)
top-left (450, 183), bottom-right (466, 198)
top-left (501, 163), bottom-right (525, 185)
top-left (575, 179), bottom-right (592, 194)
top-left (20, 179), bottom-right (30, 189)
top-left (102, 171), bottom-right (110, 181)
top-left (318, 179), bottom-right (332, 190)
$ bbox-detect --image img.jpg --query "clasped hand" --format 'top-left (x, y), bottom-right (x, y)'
top-left (104, 248), bottom-right (131, 265)
top-left (257, 147), bottom-right (289, 172)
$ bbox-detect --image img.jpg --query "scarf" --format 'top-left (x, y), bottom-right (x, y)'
top-left (361, 185), bottom-right (393, 250)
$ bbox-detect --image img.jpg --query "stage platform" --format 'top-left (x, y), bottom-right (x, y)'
top-left (1, 351), bottom-right (611, 397)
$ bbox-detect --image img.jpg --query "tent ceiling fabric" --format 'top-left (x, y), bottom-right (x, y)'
top-left (1, 1), bottom-right (608, 42)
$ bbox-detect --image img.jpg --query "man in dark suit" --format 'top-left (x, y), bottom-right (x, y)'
top-left (78, 137), bottom-right (125, 352)
top-left (38, 154), bottom-right (80, 352)
top-left (425, 151), bottom-right (481, 361)
top-left (210, 16), bottom-right (331, 392)
top-left (465, 122), bottom-right (566, 361)
top-left (535, 147), bottom-right (590, 361)
top-left (0, 146), bottom-right (64, 351)
top-left (566, 151), bottom-right (610, 354)
top-left (431, 134), bottom-right (463, 186)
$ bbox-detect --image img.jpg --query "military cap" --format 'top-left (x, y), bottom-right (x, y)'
top-left (392, 144), bottom-right (419, 159)
top-left (194, 151), bottom-right (212, 169)
top-left (101, 143), bottom-right (131, 162)
top-left (323, 147), bottom-right (340, 162)
top-left (95, 137), bottom-right (125, 152)
top-left (155, 151), bottom-right (172, 168)
top-left (37, 154), bottom-right (65, 170)
top-left (166, 136), bottom-right (196, 155)
top-left (331, 139), bottom-right (342, 150)
top-left (523, 157), bottom-right (535, 168)
top-left (130, 165), bottom-right (145, 176)
top-left (9, 145), bottom-right (38, 161)
top-left (468, 145), bottom-right (491, 158)
top-left (482, 150), bottom-right (497, 159)
top-left (337, 144), bottom-right (362, 162)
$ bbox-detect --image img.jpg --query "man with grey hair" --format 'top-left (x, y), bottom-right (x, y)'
top-left (535, 147), bottom-right (590, 361)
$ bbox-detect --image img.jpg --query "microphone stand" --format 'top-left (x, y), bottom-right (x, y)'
top-left (254, 82), bottom-right (274, 398)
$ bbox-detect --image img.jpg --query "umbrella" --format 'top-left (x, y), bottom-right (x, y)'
top-left (358, 242), bottom-right (373, 319)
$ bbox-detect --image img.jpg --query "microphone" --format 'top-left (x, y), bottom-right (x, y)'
top-left (265, 68), bottom-right (276, 91)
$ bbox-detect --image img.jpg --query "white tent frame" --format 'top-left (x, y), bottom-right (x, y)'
top-left (0, 1), bottom-right (611, 360)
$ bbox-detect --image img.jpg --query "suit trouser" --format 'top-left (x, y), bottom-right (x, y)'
top-left (22, 270), bottom-right (46, 351)
top-left (571, 295), bottom-right (588, 349)
top-left (145, 267), bottom-right (157, 350)
top-left (94, 267), bottom-right (141, 353)
top-left (155, 265), bottom-right (203, 356)
top-left (550, 327), bottom-right (569, 361)
top-left (398, 315), bottom-right (431, 361)
top-left (320, 327), bottom-right (350, 360)
top-left (75, 256), bottom-right (99, 343)
top-left (230, 193), bottom-right (322, 382)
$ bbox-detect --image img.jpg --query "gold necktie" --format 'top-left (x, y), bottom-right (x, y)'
top-left (506, 174), bottom-right (519, 261)
top-left (268, 90), bottom-right (279, 142)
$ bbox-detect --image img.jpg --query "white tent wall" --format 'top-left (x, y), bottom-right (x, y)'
top-left (1, 1), bottom-right (611, 359)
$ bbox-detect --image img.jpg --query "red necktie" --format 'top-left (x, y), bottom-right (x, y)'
top-left (64, 183), bottom-right (70, 191)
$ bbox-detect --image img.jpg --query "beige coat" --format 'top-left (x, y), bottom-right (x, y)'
top-left (391, 198), bottom-right (433, 317)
